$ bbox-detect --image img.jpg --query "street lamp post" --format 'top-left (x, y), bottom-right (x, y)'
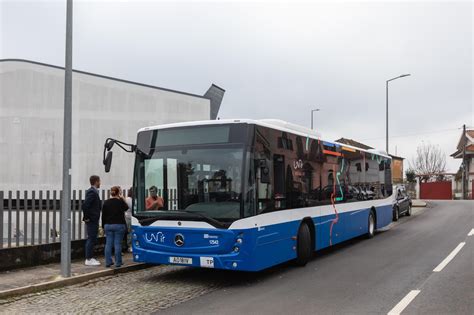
top-left (311, 108), bottom-right (321, 130)
top-left (386, 74), bottom-right (410, 153)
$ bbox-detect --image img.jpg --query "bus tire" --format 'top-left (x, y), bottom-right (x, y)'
top-left (367, 211), bottom-right (375, 239)
top-left (295, 223), bottom-right (312, 266)
top-left (393, 206), bottom-right (399, 222)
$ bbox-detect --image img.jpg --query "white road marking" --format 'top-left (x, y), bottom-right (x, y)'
top-left (433, 242), bottom-right (466, 272)
top-left (387, 290), bottom-right (421, 315)
top-left (468, 229), bottom-right (474, 236)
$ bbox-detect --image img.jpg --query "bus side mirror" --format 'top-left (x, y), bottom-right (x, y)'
top-left (104, 151), bottom-right (113, 173)
top-left (105, 139), bottom-right (115, 151)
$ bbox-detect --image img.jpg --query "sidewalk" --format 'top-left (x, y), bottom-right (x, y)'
top-left (412, 199), bottom-right (427, 207)
top-left (0, 253), bottom-right (148, 299)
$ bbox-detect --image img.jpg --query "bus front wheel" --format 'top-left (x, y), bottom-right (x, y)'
top-left (294, 223), bottom-right (312, 266)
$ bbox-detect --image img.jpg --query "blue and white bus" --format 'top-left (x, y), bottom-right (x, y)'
top-left (104, 119), bottom-right (393, 271)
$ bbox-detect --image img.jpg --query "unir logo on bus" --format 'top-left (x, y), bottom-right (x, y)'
top-left (293, 159), bottom-right (303, 170)
top-left (145, 231), bottom-right (166, 243)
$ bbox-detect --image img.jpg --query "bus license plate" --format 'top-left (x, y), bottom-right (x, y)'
top-left (200, 257), bottom-right (214, 268)
top-left (169, 256), bottom-right (193, 265)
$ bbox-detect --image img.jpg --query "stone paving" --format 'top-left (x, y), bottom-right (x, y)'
top-left (0, 254), bottom-right (137, 291)
top-left (0, 265), bottom-right (231, 314)
top-left (0, 260), bottom-right (278, 314)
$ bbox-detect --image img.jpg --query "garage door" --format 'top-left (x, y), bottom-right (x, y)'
top-left (420, 181), bottom-right (452, 200)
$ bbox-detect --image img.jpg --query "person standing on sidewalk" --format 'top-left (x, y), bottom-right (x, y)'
top-left (101, 186), bottom-right (128, 268)
top-left (124, 187), bottom-right (133, 252)
top-left (82, 175), bottom-right (102, 266)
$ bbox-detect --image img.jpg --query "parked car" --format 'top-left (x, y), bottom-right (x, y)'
top-left (392, 185), bottom-right (412, 221)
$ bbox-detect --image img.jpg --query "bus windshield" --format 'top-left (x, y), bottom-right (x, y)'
top-left (135, 144), bottom-right (244, 222)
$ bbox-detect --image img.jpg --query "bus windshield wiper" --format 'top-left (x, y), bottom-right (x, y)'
top-left (135, 211), bottom-right (227, 228)
top-left (175, 210), bottom-right (226, 228)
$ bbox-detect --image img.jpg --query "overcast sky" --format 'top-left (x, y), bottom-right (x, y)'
top-left (1, 0), bottom-right (472, 172)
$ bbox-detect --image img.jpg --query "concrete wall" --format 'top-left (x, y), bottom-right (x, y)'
top-left (0, 238), bottom-right (106, 271)
top-left (0, 60), bottom-right (211, 191)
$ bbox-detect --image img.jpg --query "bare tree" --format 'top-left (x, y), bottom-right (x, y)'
top-left (409, 143), bottom-right (447, 182)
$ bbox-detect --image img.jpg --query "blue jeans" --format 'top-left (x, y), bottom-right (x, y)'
top-left (85, 222), bottom-right (99, 259)
top-left (104, 224), bottom-right (126, 267)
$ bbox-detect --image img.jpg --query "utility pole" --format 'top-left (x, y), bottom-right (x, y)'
top-left (311, 108), bottom-right (320, 130)
top-left (61, 0), bottom-right (73, 278)
top-left (462, 124), bottom-right (466, 200)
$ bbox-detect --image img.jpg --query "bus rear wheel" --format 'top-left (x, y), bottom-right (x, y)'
top-left (367, 211), bottom-right (375, 239)
top-left (294, 223), bottom-right (312, 266)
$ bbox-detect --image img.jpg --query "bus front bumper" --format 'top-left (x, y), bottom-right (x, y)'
top-left (132, 247), bottom-right (252, 271)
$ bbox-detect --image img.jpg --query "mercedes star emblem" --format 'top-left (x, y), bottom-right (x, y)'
top-left (174, 233), bottom-right (185, 247)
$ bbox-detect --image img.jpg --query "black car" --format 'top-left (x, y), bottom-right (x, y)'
top-left (393, 185), bottom-right (412, 221)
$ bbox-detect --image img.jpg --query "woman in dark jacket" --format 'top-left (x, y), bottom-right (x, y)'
top-left (102, 186), bottom-right (129, 267)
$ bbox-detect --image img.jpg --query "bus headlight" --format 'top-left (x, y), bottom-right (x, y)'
top-left (233, 246), bottom-right (239, 252)
top-left (132, 233), bottom-right (137, 240)
top-left (135, 241), bottom-right (140, 247)
top-left (236, 238), bottom-right (243, 244)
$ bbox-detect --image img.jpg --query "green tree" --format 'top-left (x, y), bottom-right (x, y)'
top-left (405, 169), bottom-right (416, 183)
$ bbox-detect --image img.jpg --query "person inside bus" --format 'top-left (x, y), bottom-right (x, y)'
top-left (146, 186), bottom-right (164, 210)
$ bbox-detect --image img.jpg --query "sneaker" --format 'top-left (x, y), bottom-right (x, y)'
top-left (85, 258), bottom-right (101, 266)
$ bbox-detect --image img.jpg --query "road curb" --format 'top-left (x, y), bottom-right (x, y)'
top-left (0, 263), bottom-right (151, 300)
top-left (412, 200), bottom-right (428, 207)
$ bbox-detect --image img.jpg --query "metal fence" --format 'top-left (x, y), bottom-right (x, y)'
top-left (0, 190), bottom-right (113, 249)
top-left (0, 188), bottom-right (181, 249)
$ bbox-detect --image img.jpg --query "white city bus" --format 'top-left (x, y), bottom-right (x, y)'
top-left (104, 119), bottom-right (393, 271)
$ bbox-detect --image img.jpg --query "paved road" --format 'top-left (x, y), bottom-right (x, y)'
top-left (1, 201), bottom-right (472, 314)
top-left (161, 201), bottom-right (473, 315)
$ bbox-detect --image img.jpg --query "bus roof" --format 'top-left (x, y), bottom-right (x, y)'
top-left (138, 119), bottom-right (391, 159)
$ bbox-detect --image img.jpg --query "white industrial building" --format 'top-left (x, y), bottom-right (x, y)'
top-left (0, 59), bottom-right (225, 192)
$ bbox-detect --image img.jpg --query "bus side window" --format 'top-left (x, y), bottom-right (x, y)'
top-left (273, 154), bottom-right (286, 210)
top-left (255, 130), bottom-right (273, 214)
